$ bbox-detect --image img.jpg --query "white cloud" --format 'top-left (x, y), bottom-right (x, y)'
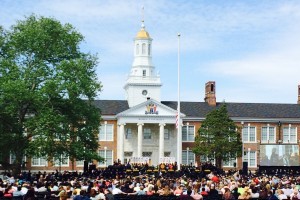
top-left (1, 0), bottom-right (300, 103)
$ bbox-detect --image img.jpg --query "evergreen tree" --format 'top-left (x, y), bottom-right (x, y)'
top-left (193, 104), bottom-right (242, 169)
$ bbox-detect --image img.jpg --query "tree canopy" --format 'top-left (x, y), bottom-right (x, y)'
top-left (0, 15), bottom-right (102, 174)
top-left (193, 104), bottom-right (242, 168)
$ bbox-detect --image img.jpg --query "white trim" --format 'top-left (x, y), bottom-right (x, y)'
top-left (31, 156), bottom-right (48, 167)
top-left (53, 155), bottom-right (69, 167)
top-left (98, 149), bottom-right (113, 167)
top-left (99, 123), bottom-right (114, 141)
top-left (182, 125), bottom-right (195, 142)
top-left (261, 126), bottom-right (276, 143)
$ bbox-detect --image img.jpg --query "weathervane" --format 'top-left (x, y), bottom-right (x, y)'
top-left (141, 6), bottom-right (144, 23)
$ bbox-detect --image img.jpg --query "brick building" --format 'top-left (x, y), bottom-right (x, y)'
top-left (6, 20), bottom-right (300, 173)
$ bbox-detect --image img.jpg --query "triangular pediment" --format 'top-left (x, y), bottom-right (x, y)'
top-left (116, 99), bottom-right (184, 117)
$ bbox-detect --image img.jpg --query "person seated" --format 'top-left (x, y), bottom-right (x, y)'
top-left (190, 188), bottom-right (203, 200)
top-left (13, 186), bottom-right (24, 197)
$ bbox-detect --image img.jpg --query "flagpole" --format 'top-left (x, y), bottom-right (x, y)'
top-left (177, 33), bottom-right (182, 170)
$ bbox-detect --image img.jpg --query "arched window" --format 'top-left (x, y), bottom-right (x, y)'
top-left (148, 44), bottom-right (151, 55)
top-left (211, 84), bottom-right (214, 92)
top-left (142, 43), bottom-right (146, 54)
top-left (136, 44), bottom-right (139, 55)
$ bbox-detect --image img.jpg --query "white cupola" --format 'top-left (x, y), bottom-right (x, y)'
top-left (124, 20), bottom-right (162, 107)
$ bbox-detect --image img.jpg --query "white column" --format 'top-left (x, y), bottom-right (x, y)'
top-left (118, 123), bottom-right (125, 164)
top-left (137, 123), bottom-right (144, 157)
top-left (159, 123), bottom-right (165, 161)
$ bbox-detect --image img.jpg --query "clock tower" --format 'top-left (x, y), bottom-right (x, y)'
top-left (124, 20), bottom-right (162, 107)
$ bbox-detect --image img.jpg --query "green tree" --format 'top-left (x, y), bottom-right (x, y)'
top-left (0, 15), bottom-right (103, 174)
top-left (193, 104), bottom-right (242, 169)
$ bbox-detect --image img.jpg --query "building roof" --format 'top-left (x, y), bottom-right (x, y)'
top-left (93, 100), bottom-right (300, 119)
top-left (136, 29), bottom-right (150, 39)
top-left (136, 22), bottom-right (151, 39)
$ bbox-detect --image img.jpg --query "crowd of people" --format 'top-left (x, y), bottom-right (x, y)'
top-left (1, 161), bottom-right (300, 200)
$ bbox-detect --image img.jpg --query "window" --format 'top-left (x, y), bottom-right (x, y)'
top-left (142, 43), bottom-right (146, 54)
top-left (98, 150), bottom-right (113, 167)
top-left (261, 126), bottom-right (275, 143)
top-left (54, 154), bottom-right (69, 167)
top-left (164, 152), bottom-right (171, 157)
top-left (148, 44), bottom-right (151, 55)
top-left (32, 156), bottom-right (47, 166)
top-left (200, 155), bottom-right (215, 165)
top-left (99, 123), bottom-right (113, 141)
top-left (143, 128), bottom-right (151, 139)
top-left (283, 125), bottom-right (297, 143)
top-left (10, 153), bottom-right (26, 164)
top-left (136, 44), bottom-right (139, 54)
top-left (223, 157), bottom-right (236, 167)
top-left (142, 152), bottom-right (152, 157)
top-left (124, 152), bottom-right (133, 157)
top-left (124, 152), bottom-right (133, 164)
top-left (182, 150), bottom-right (194, 165)
top-left (76, 160), bottom-right (84, 166)
top-left (164, 129), bottom-right (170, 140)
top-left (142, 69), bottom-right (146, 77)
top-left (243, 151), bottom-right (256, 167)
top-left (125, 128), bottom-right (132, 139)
top-left (242, 125), bottom-right (256, 142)
top-left (182, 125), bottom-right (194, 141)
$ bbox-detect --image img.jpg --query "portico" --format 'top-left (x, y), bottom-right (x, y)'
top-left (116, 99), bottom-right (184, 166)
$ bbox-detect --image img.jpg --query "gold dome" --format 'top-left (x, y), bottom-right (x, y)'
top-left (136, 29), bottom-right (150, 39)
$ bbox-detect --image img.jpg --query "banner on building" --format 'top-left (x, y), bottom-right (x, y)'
top-left (159, 157), bottom-right (175, 164)
top-left (130, 157), bottom-right (150, 164)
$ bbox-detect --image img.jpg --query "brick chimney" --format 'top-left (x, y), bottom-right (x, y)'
top-left (298, 85), bottom-right (300, 104)
top-left (204, 81), bottom-right (216, 106)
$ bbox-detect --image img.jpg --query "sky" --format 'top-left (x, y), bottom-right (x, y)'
top-left (1, 0), bottom-right (300, 104)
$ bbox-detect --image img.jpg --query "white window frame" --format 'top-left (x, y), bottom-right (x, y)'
top-left (99, 122), bottom-right (114, 141)
top-left (54, 154), bottom-right (69, 167)
top-left (182, 125), bottom-right (195, 142)
top-left (261, 125), bottom-right (276, 143)
top-left (125, 128), bottom-right (132, 139)
top-left (243, 151), bottom-right (257, 167)
top-left (182, 150), bottom-right (195, 165)
top-left (10, 153), bottom-right (26, 164)
top-left (142, 69), bottom-right (146, 77)
top-left (76, 160), bottom-right (84, 167)
top-left (31, 156), bottom-right (48, 167)
top-left (200, 155), bottom-right (215, 165)
top-left (143, 128), bottom-right (152, 139)
top-left (223, 157), bottom-right (237, 167)
top-left (283, 125), bottom-right (297, 143)
top-left (242, 124), bottom-right (256, 143)
top-left (98, 149), bottom-right (113, 167)
top-left (164, 128), bottom-right (170, 140)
